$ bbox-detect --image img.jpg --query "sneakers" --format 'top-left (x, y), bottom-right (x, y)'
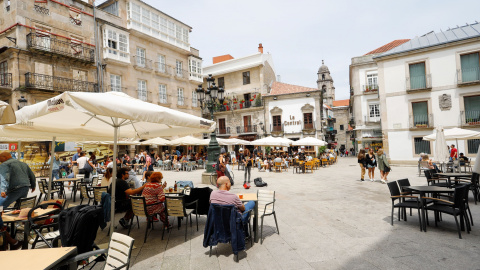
top-left (381, 180), bottom-right (386, 184)
top-left (360, 179), bottom-right (364, 181)
top-left (119, 218), bottom-right (130, 229)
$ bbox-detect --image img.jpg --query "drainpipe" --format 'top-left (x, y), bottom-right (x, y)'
top-left (93, 2), bottom-right (102, 92)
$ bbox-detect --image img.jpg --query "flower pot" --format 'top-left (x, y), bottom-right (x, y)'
top-left (226, 106), bottom-right (230, 111)
top-left (240, 104), bottom-right (243, 109)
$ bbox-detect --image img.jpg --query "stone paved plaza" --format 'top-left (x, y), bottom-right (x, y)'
top-left (80, 157), bottom-right (480, 270)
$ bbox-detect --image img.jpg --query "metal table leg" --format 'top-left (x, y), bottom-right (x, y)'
top-left (253, 201), bottom-right (259, 243)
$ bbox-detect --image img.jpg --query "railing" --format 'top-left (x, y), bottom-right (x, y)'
top-left (34, 4), bottom-right (49, 15)
top-left (137, 90), bottom-right (147, 101)
top-left (216, 127), bottom-right (230, 135)
top-left (155, 63), bottom-right (171, 75)
top-left (177, 97), bottom-right (185, 106)
top-left (270, 124), bottom-right (284, 134)
top-left (461, 110), bottom-right (480, 126)
top-left (175, 68), bottom-right (189, 79)
top-left (406, 74), bottom-right (431, 91)
top-left (409, 114), bottom-right (434, 128)
top-left (362, 84), bottom-right (379, 93)
top-left (364, 116), bottom-right (381, 123)
top-left (25, 72), bottom-right (98, 92)
top-left (237, 125), bottom-right (257, 134)
top-left (457, 67), bottom-right (480, 85)
top-left (106, 85), bottom-right (128, 93)
top-left (0, 73), bottom-right (12, 88)
top-left (26, 33), bottom-right (95, 63)
top-left (132, 56), bottom-right (153, 70)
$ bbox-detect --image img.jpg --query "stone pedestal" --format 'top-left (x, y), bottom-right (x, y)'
top-left (202, 172), bottom-right (215, 185)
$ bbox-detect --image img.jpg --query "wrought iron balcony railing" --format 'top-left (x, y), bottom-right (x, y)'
top-left (175, 68), bottom-right (190, 79)
top-left (409, 114), bottom-right (434, 129)
top-left (362, 84), bottom-right (379, 93)
top-left (155, 63), bottom-right (171, 75)
top-left (237, 125), bottom-right (257, 134)
top-left (25, 72), bottom-right (98, 92)
top-left (216, 127), bottom-right (231, 135)
top-left (26, 33), bottom-right (95, 63)
top-left (106, 85), bottom-right (128, 93)
top-left (0, 73), bottom-right (12, 88)
top-left (132, 56), bottom-right (153, 70)
top-left (270, 124), bottom-right (284, 133)
top-left (456, 67), bottom-right (480, 85)
top-left (406, 74), bottom-right (432, 91)
top-left (461, 110), bottom-right (480, 126)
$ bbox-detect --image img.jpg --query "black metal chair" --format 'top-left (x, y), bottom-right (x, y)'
top-left (80, 183), bottom-right (94, 205)
top-left (423, 184), bottom-right (470, 239)
top-left (387, 182), bottom-right (422, 231)
top-left (425, 169), bottom-right (449, 187)
top-left (37, 179), bottom-right (61, 204)
top-left (165, 195), bottom-right (198, 242)
top-left (28, 202), bottom-right (63, 248)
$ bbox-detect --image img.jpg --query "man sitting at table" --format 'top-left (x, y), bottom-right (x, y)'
top-left (114, 167), bottom-right (145, 229)
top-left (210, 176), bottom-right (254, 223)
top-left (459, 153), bottom-right (468, 166)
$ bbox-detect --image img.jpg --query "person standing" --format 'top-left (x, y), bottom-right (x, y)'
top-left (357, 149), bottom-right (366, 181)
top-left (376, 149), bottom-right (391, 184)
top-left (450, 144), bottom-right (458, 161)
top-left (77, 151), bottom-right (94, 179)
top-left (72, 147), bottom-right (82, 176)
top-left (243, 149), bottom-right (252, 184)
top-left (49, 153), bottom-right (60, 180)
top-left (366, 148), bottom-right (377, 182)
top-left (0, 152), bottom-right (36, 213)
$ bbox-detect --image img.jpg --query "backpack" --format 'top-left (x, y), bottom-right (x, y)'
top-left (243, 182), bottom-right (251, 189)
top-left (254, 177), bottom-right (268, 187)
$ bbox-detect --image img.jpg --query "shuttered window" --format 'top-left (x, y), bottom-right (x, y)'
top-left (409, 62), bottom-right (426, 90)
top-left (460, 52), bottom-right (480, 82)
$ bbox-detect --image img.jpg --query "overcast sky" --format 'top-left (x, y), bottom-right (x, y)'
top-left (144, 0), bottom-right (480, 100)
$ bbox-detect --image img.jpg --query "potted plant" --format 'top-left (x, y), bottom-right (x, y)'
top-left (255, 93), bottom-right (262, 107)
top-left (233, 98), bottom-right (237, 104)
top-left (240, 99), bottom-right (245, 103)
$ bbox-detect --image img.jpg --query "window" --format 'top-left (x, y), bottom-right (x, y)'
top-left (272, 115), bottom-right (282, 131)
top-left (369, 104), bottom-right (380, 119)
top-left (177, 88), bottom-right (184, 106)
top-left (243, 115), bottom-right (252, 132)
top-left (366, 73), bottom-right (378, 89)
top-left (159, 84), bottom-right (167, 103)
top-left (340, 125), bottom-right (344, 131)
top-left (157, 55), bottom-right (166, 72)
top-left (103, 2), bottom-right (118, 16)
top-left (104, 28), bottom-right (128, 59)
top-left (409, 62), bottom-right (426, 90)
top-left (218, 119), bottom-right (226, 134)
top-left (138, 80), bottom-right (147, 101)
top-left (192, 90), bottom-right (197, 107)
top-left (217, 77), bottom-right (225, 88)
top-left (176, 60), bottom-right (183, 77)
top-left (0, 61), bottom-right (7, 86)
top-left (110, 74), bottom-right (121, 92)
top-left (243, 71), bottom-right (250, 85)
top-left (468, 139), bottom-right (480, 154)
top-left (5, 0), bottom-right (10, 12)
top-left (414, 137), bottom-right (430, 154)
top-left (464, 95), bottom-right (480, 125)
top-left (303, 113), bottom-right (313, 129)
top-left (412, 101), bottom-right (428, 127)
top-left (460, 52), bottom-right (480, 82)
top-left (188, 58), bottom-right (202, 78)
top-left (136, 47), bottom-right (146, 67)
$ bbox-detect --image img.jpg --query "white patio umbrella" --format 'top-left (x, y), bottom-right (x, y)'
top-left (203, 138), bottom-right (251, 146)
top-left (3, 91), bottom-right (215, 234)
top-left (140, 137), bottom-right (170, 145)
top-left (474, 145), bottom-right (480, 174)
top-left (423, 127), bottom-right (480, 157)
top-left (433, 126), bottom-right (449, 164)
top-left (292, 137), bottom-right (327, 146)
top-left (0, 100), bottom-right (16, 125)
top-left (251, 136), bottom-right (293, 147)
top-left (168, 135), bottom-right (208, 146)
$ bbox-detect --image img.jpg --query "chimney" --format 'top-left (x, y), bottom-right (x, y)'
top-left (277, 75), bottom-right (281, 82)
top-left (258, 43), bottom-right (263, 54)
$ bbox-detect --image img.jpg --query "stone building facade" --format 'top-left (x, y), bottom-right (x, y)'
top-left (332, 99), bottom-right (354, 153)
top-left (0, 0), bottom-right (97, 108)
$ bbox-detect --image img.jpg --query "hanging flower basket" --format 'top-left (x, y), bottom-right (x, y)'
top-left (253, 94), bottom-right (257, 98)
top-left (241, 100), bottom-right (245, 103)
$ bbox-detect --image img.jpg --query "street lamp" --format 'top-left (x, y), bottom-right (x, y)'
top-left (196, 74), bottom-right (225, 173)
top-left (18, 96), bottom-right (27, 110)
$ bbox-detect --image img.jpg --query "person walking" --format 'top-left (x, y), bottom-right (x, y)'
top-left (366, 148), bottom-right (377, 182)
top-left (377, 148), bottom-right (391, 184)
top-left (357, 149), bottom-right (367, 181)
top-left (243, 149), bottom-right (252, 184)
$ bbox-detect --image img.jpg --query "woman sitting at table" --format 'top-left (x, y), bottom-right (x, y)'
top-left (142, 172), bottom-right (169, 225)
top-left (101, 167), bottom-right (113, 188)
top-left (422, 155), bottom-right (440, 172)
top-left (172, 155), bottom-right (181, 172)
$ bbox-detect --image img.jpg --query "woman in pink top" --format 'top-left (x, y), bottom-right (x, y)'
top-left (142, 172), bottom-right (169, 226)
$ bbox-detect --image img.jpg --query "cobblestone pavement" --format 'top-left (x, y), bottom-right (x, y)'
top-left (86, 157), bottom-right (480, 269)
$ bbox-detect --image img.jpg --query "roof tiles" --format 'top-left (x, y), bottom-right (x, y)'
top-left (364, 39), bottom-right (410, 55)
top-left (333, 99), bottom-right (350, 107)
top-left (269, 82), bottom-right (317, 96)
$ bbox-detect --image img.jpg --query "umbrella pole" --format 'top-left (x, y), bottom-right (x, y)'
top-left (110, 118), bottom-right (118, 236)
top-left (47, 136), bottom-right (56, 199)
top-left (17, 141), bottom-right (21, 160)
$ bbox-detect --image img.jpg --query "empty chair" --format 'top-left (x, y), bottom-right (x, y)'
top-left (165, 196), bottom-right (198, 242)
top-left (28, 202), bottom-right (64, 248)
top-left (38, 179), bottom-right (61, 204)
top-left (80, 183), bottom-right (94, 205)
top-left (93, 186), bottom-right (109, 205)
top-left (304, 161), bottom-right (314, 173)
top-left (257, 190), bottom-right (279, 244)
top-left (386, 182), bottom-right (422, 231)
top-left (425, 169), bottom-right (449, 187)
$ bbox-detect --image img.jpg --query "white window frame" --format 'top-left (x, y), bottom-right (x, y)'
top-left (367, 73), bottom-right (378, 87)
top-left (110, 74), bottom-right (121, 92)
top-left (157, 54), bottom-right (166, 73)
top-left (102, 25), bottom-right (129, 62)
top-left (369, 103), bottom-right (380, 119)
top-left (176, 60), bottom-right (183, 77)
top-left (177, 88), bottom-right (184, 106)
top-left (159, 84), bottom-right (167, 103)
top-left (192, 90), bottom-right (197, 107)
top-left (136, 47), bottom-right (146, 67)
top-left (138, 80), bottom-right (147, 101)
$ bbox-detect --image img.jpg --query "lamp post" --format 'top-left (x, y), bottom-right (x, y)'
top-left (17, 96), bottom-right (27, 110)
top-left (196, 74), bottom-right (225, 173)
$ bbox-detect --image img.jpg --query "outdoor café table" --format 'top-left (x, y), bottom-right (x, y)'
top-left (54, 178), bottom-right (80, 202)
top-left (237, 193), bottom-right (259, 243)
top-left (2, 246), bottom-right (77, 270)
top-left (2, 207), bottom-right (59, 249)
top-left (436, 172), bottom-right (472, 186)
top-left (402, 185), bottom-right (455, 232)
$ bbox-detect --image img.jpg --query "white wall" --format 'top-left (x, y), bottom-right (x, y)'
top-left (268, 97), bottom-right (316, 135)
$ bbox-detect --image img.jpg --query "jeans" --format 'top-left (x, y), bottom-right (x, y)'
top-left (242, 201), bottom-right (255, 223)
top-left (52, 169), bottom-right (60, 180)
top-left (1, 186), bottom-right (30, 226)
top-left (244, 166), bottom-right (251, 183)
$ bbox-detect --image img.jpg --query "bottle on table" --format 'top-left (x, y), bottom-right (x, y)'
top-left (174, 181), bottom-right (177, 191)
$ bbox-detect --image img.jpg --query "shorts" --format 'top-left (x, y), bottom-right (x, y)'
top-left (367, 164), bottom-right (376, 169)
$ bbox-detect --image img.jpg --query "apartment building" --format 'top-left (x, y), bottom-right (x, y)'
top-left (95, 0), bottom-right (203, 118)
top-left (202, 45), bottom-right (276, 147)
top-left (349, 40), bottom-right (410, 152)
top-left (0, 0), bottom-right (97, 108)
top-left (332, 99), bottom-right (354, 152)
top-left (374, 23), bottom-right (480, 164)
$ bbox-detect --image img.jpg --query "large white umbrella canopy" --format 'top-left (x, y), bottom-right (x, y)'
top-left (140, 137), bottom-right (170, 145)
top-left (203, 138), bottom-right (251, 146)
top-left (168, 135), bottom-right (208, 146)
top-left (0, 100), bottom-right (16, 125)
top-left (3, 91), bottom-right (215, 235)
top-left (251, 136), bottom-right (293, 147)
top-left (474, 145), bottom-right (480, 174)
top-left (292, 137), bottom-right (327, 146)
top-left (433, 126), bottom-right (449, 163)
top-left (423, 127), bottom-right (480, 141)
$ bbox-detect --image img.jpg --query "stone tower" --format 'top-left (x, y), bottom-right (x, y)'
top-left (317, 60), bottom-right (335, 107)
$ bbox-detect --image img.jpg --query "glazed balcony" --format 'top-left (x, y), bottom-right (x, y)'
top-left (27, 33), bottom-right (95, 63)
top-left (0, 73), bottom-right (12, 88)
top-left (25, 73), bottom-right (98, 92)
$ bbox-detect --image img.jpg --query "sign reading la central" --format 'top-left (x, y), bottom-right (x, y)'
top-left (284, 115), bottom-right (301, 126)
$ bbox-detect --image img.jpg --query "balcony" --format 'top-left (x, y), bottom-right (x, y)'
top-left (154, 63), bottom-right (171, 76)
top-left (237, 125), bottom-right (257, 134)
top-left (409, 114), bottom-right (434, 129)
top-left (189, 71), bottom-right (203, 83)
top-left (364, 116), bottom-right (381, 125)
top-left (25, 73), bottom-right (98, 92)
top-left (0, 73), bottom-right (12, 88)
top-left (104, 47), bottom-right (130, 64)
top-left (456, 67), bottom-right (480, 86)
top-left (27, 33), bottom-right (95, 63)
top-left (132, 56), bottom-right (153, 71)
top-left (302, 122), bottom-right (315, 135)
top-left (406, 74), bottom-right (432, 92)
top-left (216, 127), bottom-right (231, 136)
top-left (174, 68), bottom-right (189, 79)
top-left (362, 84), bottom-right (379, 94)
top-left (362, 130), bottom-right (382, 139)
top-left (106, 85), bottom-right (128, 94)
top-left (460, 110), bottom-right (480, 127)
top-left (270, 124), bottom-right (284, 137)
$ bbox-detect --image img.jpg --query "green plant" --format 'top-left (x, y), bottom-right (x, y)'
top-left (318, 146), bottom-right (327, 154)
top-left (265, 146), bottom-right (271, 154)
top-left (255, 93), bottom-right (262, 107)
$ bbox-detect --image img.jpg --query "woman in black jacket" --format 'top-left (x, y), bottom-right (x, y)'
top-left (357, 149), bottom-right (366, 181)
top-left (366, 148), bottom-right (377, 182)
